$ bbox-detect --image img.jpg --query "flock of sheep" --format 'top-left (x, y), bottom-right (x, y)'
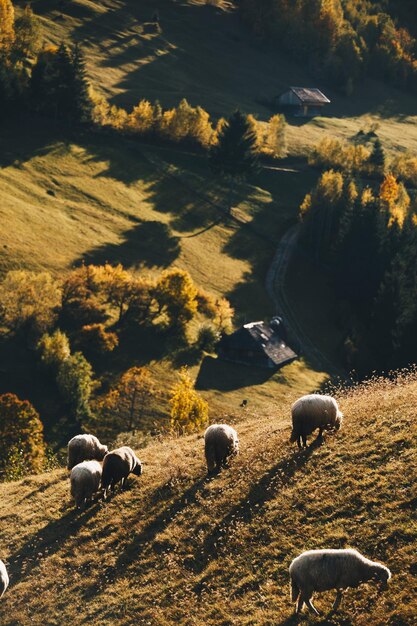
top-left (0, 393), bottom-right (392, 617)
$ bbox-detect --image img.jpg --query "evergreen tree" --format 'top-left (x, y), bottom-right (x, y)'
top-left (71, 43), bottom-right (93, 124)
top-left (209, 109), bottom-right (260, 212)
top-left (369, 138), bottom-right (386, 174)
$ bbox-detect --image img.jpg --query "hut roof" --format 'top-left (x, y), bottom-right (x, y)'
top-left (289, 87), bottom-right (330, 104)
top-left (218, 319), bottom-right (297, 368)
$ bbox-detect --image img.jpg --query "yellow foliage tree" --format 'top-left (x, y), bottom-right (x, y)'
top-left (155, 268), bottom-right (198, 330)
top-left (263, 114), bottom-right (287, 158)
top-left (169, 368), bottom-right (208, 434)
top-left (0, 0), bottom-right (15, 57)
top-left (128, 99), bottom-right (155, 134)
top-left (0, 393), bottom-right (46, 480)
top-left (0, 270), bottom-right (61, 337)
top-left (94, 366), bottom-right (156, 436)
top-left (93, 263), bottom-right (133, 322)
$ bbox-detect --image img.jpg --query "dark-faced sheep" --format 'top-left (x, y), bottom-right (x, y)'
top-left (0, 560), bottom-right (9, 598)
top-left (289, 548), bottom-right (391, 615)
top-left (204, 424), bottom-right (239, 474)
top-left (70, 460), bottom-right (102, 508)
top-left (290, 394), bottom-right (343, 448)
top-left (67, 434), bottom-right (108, 470)
top-left (101, 446), bottom-right (142, 499)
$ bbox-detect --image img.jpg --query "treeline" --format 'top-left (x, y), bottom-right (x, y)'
top-left (240, 0), bottom-right (417, 94)
top-left (0, 0), bottom-right (287, 155)
top-left (299, 170), bottom-right (417, 372)
top-left (0, 264), bottom-right (233, 477)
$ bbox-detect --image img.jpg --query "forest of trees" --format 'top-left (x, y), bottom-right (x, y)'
top-left (299, 169), bottom-right (417, 372)
top-left (240, 0), bottom-right (417, 94)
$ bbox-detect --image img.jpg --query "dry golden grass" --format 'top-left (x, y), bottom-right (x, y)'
top-left (1, 371), bottom-right (416, 625)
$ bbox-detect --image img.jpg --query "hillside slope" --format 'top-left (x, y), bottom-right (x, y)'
top-left (1, 373), bottom-right (416, 625)
top-left (29, 0), bottom-right (417, 156)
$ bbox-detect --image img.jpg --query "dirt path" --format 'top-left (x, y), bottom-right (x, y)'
top-left (266, 225), bottom-right (343, 377)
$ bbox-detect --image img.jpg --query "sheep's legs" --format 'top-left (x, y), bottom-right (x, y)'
top-left (296, 596), bottom-right (304, 613)
top-left (305, 597), bottom-right (320, 615)
top-left (297, 436), bottom-right (302, 449)
top-left (302, 434), bottom-right (307, 448)
top-left (331, 590), bottom-right (343, 613)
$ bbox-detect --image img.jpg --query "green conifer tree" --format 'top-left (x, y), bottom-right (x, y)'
top-left (209, 109), bottom-right (259, 212)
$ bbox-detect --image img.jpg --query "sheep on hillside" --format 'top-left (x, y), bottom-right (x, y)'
top-left (289, 548), bottom-right (391, 615)
top-left (0, 560), bottom-right (9, 599)
top-left (101, 446), bottom-right (142, 499)
top-left (204, 424), bottom-right (239, 474)
top-left (67, 434), bottom-right (108, 470)
top-left (290, 394), bottom-right (343, 448)
top-left (70, 460), bottom-right (102, 508)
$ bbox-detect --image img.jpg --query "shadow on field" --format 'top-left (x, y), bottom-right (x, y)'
top-left (196, 356), bottom-right (275, 391)
top-left (194, 439), bottom-right (322, 575)
top-left (277, 617), bottom-right (352, 626)
top-left (8, 494), bottom-right (102, 586)
top-left (110, 476), bottom-right (209, 577)
top-left (80, 219), bottom-right (180, 268)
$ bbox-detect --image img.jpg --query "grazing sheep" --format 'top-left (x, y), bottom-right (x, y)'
top-left (204, 424), bottom-right (239, 474)
top-left (0, 560), bottom-right (9, 599)
top-left (101, 446), bottom-right (142, 499)
top-left (67, 434), bottom-right (108, 470)
top-left (290, 394), bottom-right (343, 448)
top-left (70, 460), bottom-right (102, 508)
top-left (289, 548), bottom-right (391, 615)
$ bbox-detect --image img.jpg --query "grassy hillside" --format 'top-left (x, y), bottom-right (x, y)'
top-left (0, 117), bottom-right (324, 425)
top-left (1, 372), bottom-right (416, 625)
top-left (28, 0), bottom-right (417, 156)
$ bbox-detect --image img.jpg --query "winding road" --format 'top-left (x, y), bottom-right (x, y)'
top-left (266, 225), bottom-right (343, 377)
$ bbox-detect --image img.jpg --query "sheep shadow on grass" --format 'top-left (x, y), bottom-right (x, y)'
top-left (7, 496), bottom-right (103, 587)
top-left (195, 438), bottom-right (322, 574)
top-left (278, 616), bottom-right (353, 626)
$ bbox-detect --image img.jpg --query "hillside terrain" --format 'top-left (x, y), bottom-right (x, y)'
top-left (0, 372), bottom-right (416, 625)
top-left (29, 0), bottom-right (417, 156)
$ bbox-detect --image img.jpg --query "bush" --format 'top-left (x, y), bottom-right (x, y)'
top-left (197, 324), bottom-right (220, 352)
top-left (37, 329), bottom-right (71, 370)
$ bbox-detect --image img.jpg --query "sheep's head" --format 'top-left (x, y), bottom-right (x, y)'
top-left (98, 445), bottom-right (108, 460)
top-left (290, 430), bottom-right (298, 443)
top-left (132, 461), bottom-right (142, 476)
top-left (372, 564), bottom-right (392, 591)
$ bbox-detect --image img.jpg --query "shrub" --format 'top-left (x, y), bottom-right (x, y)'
top-left (37, 329), bottom-right (71, 370)
top-left (76, 323), bottom-right (118, 358)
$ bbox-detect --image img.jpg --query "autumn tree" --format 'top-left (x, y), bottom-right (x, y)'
top-left (210, 110), bottom-right (260, 212)
top-left (60, 265), bottom-right (107, 330)
top-left (0, 0), bottom-right (15, 58)
top-left (37, 329), bottom-right (71, 370)
top-left (263, 114), bottom-right (287, 158)
top-left (93, 367), bottom-right (156, 437)
top-left (169, 368), bottom-right (208, 434)
top-left (57, 351), bottom-right (95, 423)
top-left (0, 270), bottom-right (61, 338)
top-left (76, 323), bottom-right (118, 359)
top-left (154, 268), bottom-right (198, 331)
top-left (0, 393), bottom-right (46, 480)
top-left (93, 263), bottom-right (133, 322)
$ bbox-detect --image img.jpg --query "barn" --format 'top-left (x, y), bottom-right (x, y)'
top-left (276, 87), bottom-right (330, 117)
top-left (216, 317), bottom-right (297, 369)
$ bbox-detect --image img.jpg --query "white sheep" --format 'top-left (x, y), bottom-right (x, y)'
top-left (67, 434), bottom-right (108, 470)
top-left (204, 424), bottom-right (239, 474)
top-left (101, 446), bottom-right (142, 499)
top-left (290, 394), bottom-right (343, 448)
top-left (0, 560), bottom-right (9, 599)
top-left (289, 548), bottom-right (391, 615)
top-left (70, 460), bottom-right (102, 508)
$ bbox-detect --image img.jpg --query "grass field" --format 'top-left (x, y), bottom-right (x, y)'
top-left (0, 371), bottom-right (416, 625)
top-left (0, 117), bottom-right (324, 430)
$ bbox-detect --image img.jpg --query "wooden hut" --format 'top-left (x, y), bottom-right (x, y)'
top-left (276, 87), bottom-right (330, 117)
top-left (216, 318), bottom-right (297, 369)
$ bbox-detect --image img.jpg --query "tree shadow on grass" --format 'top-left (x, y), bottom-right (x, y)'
top-left (7, 493), bottom-right (103, 586)
top-left (196, 356), bottom-right (276, 392)
top-left (79, 220), bottom-right (180, 269)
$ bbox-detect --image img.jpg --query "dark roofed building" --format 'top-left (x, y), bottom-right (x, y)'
top-left (216, 318), bottom-right (297, 369)
top-left (276, 87), bottom-right (330, 117)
